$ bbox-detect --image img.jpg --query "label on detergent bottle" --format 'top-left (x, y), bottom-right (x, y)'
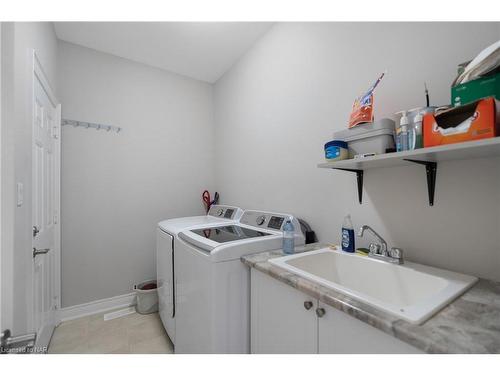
top-left (341, 228), bottom-right (355, 253)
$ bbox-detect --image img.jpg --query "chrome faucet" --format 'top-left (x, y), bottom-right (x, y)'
top-left (357, 225), bottom-right (404, 264)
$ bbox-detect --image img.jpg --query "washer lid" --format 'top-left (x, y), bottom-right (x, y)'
top-left (158, 216), bottom-right (229, 235)
top-left (189, 225), bottom-right (271, 244)
top-left (179, 224), bottom-right (279, 254)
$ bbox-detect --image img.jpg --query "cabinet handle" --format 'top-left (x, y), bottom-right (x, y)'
top-left (303, 301), bottom-right (313, 310)
top-left (316, 307), bottom-right (325, 318)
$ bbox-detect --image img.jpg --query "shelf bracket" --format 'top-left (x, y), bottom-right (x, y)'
top-left (333, 168), bottom-right (364, 204)
top-left (404, 160), bottom-right (437, 206)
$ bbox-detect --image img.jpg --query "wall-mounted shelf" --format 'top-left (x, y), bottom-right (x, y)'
top-left (318, 137), bottom-right (500, 206)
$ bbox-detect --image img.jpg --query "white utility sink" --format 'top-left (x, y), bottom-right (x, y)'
top-left (269, 247), bottom-right (477, 324)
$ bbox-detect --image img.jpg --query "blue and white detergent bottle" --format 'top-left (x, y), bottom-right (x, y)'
top-left (341, 214), bottom-right (355, 253)
top-left (282, 218), bottom-right (295, 254)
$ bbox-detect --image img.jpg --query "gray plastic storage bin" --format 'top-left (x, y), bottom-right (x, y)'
top-left (135, 280), bottom-right (159, 314)
top-left (333, 118), bottom-right (395, 157)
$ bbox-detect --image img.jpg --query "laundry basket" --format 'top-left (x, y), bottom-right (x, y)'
top-left (135, 280), bottom-right (159, 314)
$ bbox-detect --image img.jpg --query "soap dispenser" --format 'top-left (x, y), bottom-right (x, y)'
top-left (396, 111), bottom-right (410, 152)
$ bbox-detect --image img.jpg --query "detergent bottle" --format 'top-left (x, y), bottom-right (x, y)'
top-left (341, 214), bottom-right (355, 253)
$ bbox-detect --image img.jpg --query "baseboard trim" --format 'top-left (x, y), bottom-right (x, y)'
top-left (57, 293), bottom-right (136, 323)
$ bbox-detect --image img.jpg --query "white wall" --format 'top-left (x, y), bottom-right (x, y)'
top-left (214, 23), bottom-right (500, 281)
top-left (1, 22), bottom-right (59, 334)
top-left (58, 42), bottom-right (215, 307)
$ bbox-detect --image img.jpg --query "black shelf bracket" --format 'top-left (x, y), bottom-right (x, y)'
top-left (404, 160), bottom-right (437, 206)
top-left (333, 168), bottom-right (364, 204)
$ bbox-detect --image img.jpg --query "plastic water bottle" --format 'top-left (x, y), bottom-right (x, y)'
top-left (341, 214), bottom-right (355, 253)
top-left (283, 218), bottom-right (295, 254)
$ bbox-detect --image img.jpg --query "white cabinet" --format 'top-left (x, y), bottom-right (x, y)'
top-left (317, 301), bottom-right (422, 354)
top-left (251, 269), bottom-right (317, 353)
top-left (251, 269), bottom-right (423, 354)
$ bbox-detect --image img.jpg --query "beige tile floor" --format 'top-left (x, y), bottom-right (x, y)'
top-left (48, 309), bottom-right (174, 354)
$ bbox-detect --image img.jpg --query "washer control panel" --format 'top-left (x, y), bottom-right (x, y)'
top-left (208, 205), bottom-right (243, 220)
top-left (240, 210), bottom-right (290, 231)
top-left (267, 216), bottom-right (285, 230)
top-left (238, 210), bottom-right (305, 245)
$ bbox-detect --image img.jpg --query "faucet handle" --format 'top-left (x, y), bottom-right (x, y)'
top-left (389, 247), bottom-right (404, 263)
top-left (369, 243), bottom-right (381, 255)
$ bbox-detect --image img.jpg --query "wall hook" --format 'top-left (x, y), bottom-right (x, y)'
top-left (62, 118), bottom-right (122, 134)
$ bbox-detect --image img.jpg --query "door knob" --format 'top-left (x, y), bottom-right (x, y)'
top-left (315, 307), bottom-right (326, 318)
top-left (33, 247), bottom-right (50, 258)
top-left (303, 301), bottom-right (313, 310)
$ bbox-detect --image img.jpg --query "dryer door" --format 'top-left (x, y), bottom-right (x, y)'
top-left (157, 229), bottom-right (175, 343)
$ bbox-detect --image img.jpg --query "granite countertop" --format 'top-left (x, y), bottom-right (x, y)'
top-left (241, 244), bottom-right (500, 354)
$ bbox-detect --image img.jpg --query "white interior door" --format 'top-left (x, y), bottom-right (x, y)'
top-left (31, 52), bottom-right (60, 349)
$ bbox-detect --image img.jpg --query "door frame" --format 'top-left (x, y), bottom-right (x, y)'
top-left (0, 22), bottom-right (15, 336)
top-left (0, 20), bottom-right (3, 332)
top-left (29, 50), bottom-right (61, 339)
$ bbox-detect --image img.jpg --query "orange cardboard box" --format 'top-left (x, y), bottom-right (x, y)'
top-left (423, 97), bottom-right (498, 148)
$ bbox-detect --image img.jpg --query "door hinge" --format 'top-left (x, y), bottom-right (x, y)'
top-left (52, 125), bottom-right (59, 139)
top-left (53, 211), bottom-right (58, 224)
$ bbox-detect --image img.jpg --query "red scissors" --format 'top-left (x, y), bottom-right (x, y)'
top-left (202, 190), bottom-right (219, 213)
top-left (202, 190), bottom-right (211, 213)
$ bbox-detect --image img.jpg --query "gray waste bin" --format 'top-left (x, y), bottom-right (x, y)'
top-left (135, 280), bottom-right (159, 314)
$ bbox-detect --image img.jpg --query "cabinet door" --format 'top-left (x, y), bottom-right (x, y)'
top-left (317, 302), bottom-right (422, 354)
top-left (251, 269), bottom-right (317, 354)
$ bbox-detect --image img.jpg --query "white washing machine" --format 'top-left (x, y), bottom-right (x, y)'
top-left (175, 210), bottom-right (305, 353)
top-left (156, 205), bottom-right (243, 344)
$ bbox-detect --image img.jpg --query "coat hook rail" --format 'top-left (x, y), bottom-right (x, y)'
top-left (62, 119), bottom-right (122, 133)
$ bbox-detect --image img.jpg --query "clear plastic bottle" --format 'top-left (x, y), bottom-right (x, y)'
top-left (412, 111), bottom-right (424, 149)
top-left (282, 218), bottom-right (295, 254)
top-left (341, 214), bottom-right (355, 253)
top-left (399, 111), bottom-right (410, 151)
top-left (395, 125), bottom-right (402, 152)
top-left (400, 123), bottom-right (409, 151)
